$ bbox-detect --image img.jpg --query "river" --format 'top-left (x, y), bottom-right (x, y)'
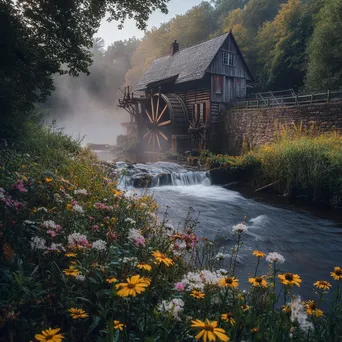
top-left (110, 160), bottom-right (342, 300)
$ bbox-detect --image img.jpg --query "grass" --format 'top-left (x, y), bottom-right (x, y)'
top-left (201, 129), bottom-right (342, 207)
top-left (0, 124), bottom-right (341, 341)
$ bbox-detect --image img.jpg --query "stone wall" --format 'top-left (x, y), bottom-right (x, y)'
top-left (221, 102), bottom-right (342, 155)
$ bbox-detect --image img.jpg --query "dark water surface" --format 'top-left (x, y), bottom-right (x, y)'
top-left (114, 160), bottom-right (342, 300)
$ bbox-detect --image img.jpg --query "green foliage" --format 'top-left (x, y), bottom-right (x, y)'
top-left (202, 129), bottom-right (342, 207)
top-left (306, 0), bottom-right (342, 91)
top-left (253, 129), bottom-right (342, 207)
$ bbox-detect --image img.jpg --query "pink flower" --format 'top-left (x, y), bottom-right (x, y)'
top-left (89, 216), bottom-right (94, 221)
top-left (92, 225), bottom-right (99, 232)
top-left (14, 180), bottom-right (28, 193)
top-left (55, 225), bottom-right (62, 231)
top-left (135, 236), bottom-right (145, 247)
top-left (174, 282), bottom-right (185, 292)
top-left (47, 230), bottom-right (56, 237)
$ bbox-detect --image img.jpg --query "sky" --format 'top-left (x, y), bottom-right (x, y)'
top-left (97, 0), bottom-right (203, 46)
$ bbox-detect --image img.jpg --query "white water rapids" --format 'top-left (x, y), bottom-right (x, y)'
top-left (113, 161), bottom-right (342, 300)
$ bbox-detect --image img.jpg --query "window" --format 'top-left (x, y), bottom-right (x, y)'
top-left (223, 51), bottom-right (234, 66)
top-left (213, 75), bottom-right (223, 94)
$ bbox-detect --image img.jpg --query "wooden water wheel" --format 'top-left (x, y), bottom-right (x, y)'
top-left (143, 92), bottom-right (188, 152)
top-left (188, 102), bottom-right (210, 150)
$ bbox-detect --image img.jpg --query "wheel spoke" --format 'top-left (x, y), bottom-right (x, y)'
top-left (156, 133), bottom-right (161, 150)
top-left (156, 91), bottom-right (161, 121)
top-left (151, 96), bottom-right (155, 121)
top-left (147, 131), bottom-right (153, 145)
top-left (158, 130), bottom-right (168, 141)
top-left (157, 120), bottom-right (171, 127)
top-left (156, 104), bottom-right (168, 123)
top-left (145, 109), bottom-right (153, 123)
top-left (143, 130), bottom-right (151, 138)
top-left (152, 132), bottom-right (155, 152)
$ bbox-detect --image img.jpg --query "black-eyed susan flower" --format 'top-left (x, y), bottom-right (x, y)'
top-left (45, 178), bottom-right (54, 183)
top-left (330, 266), bottom-right (342, 281)
top-left (152, 250), bottom-right (174, 267)
top-left (221, 313), bottom-right (235, 325)
top-left (241, 304), bottom-right (250, 312)
top-left (62, 266), bottom-right (79, 277)
top-left (314, 280), bottom-right (332, 290)
top-left (252, 250), bottom-right (266, 258)
top-left (218, 276), bottom-right (239, 288)
top-left (305, 300), bottom-right (324, 317)
top-left (191, 319), bottom-right (229, 341)
top-left (65, 252), bottom-right (77, 258)
top-left (251, 327), bottom-right (259, 334)
top-left (190, 290), bottom-right (205, 299)
top-left (114, 320), bottom-right (125, 331)
top-left (116, 275), bottom-right (150, 297)
top-left (35, 327), bottom-right (64, 342)
top-left (278, 272), bottom-right (302, 287)
top-left (68, 308), bottom-right (88, 319)
top-left (106, 277), bottom-right (118, 284)
top-left (137, 263), bottom-right (152, 271)
top-left (282, 305), bottom-right (291, 313)
top-left (248, 276), bottom-right (268, 288)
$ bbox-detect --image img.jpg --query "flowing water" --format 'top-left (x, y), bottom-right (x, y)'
top-left (115, 161), bottom-right (342, 299)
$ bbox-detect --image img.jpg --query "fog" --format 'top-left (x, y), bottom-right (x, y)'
top-left (47, 84), bottom-right (127, 146)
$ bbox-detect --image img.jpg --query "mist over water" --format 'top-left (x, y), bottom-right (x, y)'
top-left (46, 83), bottom-right (128, 146)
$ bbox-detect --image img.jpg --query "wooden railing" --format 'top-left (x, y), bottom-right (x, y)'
top-left (232, 90), bottom-right (342, 109)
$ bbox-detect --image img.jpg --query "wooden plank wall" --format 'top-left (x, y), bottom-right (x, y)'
top-left (207, 35), bottom-right (252, 81)
top-left (177, 88), bottom-right (211, 122)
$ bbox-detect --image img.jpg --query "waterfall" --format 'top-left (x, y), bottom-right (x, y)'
top-left (115, 162), bottom-right (211, 188)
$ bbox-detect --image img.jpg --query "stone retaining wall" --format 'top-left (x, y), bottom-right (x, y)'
top-left (221, 102), bottom-right (342, 154)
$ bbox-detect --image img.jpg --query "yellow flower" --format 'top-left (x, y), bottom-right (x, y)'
top-left (190, 290), bottom-right (205, 299)
top-left (252, 250), bottom-right (266, 258)
top-left (248, 276), bottom-right (268, 288)
top-left (305, 301), bottom-right (324, 317)
top-left (251, 327), bottom-right (259, 334)
top-left (241, 304), bottom-right (250, 312)
top-left (62, 266), bottom-right (79, 277)
top-left (218, 277), bottom-right (239, 288)
top-left (68, 308), bottom-right (89, 319)
top-left (278, 273), bottom-right (302, 287)
top-left (65, 253), bottom-right (77, 258)
top-left (152, 250), bottom-right (174, 267)
top-left (191, 319), bottom-right (229, 342)
top-left (66, 204), bottom-right (73, 211)
top-left (35, 327), bottom-right (64, 342)
top-left (114, 320), bottom-right (125, 331)
top-left (221, 313), bottom-right (235, 325)
top-left (314, 280), bottom-right (332, 291)
top-left (116, 275), bottom-right (150, 297)
top-left (282, 305), bottom-right (291, 313)
top-left (330, 266), bottom-right (342, 281)
top-left (137, 263), bottom-right (152, 271)
top-left (45, 178), bottom-right (54, 183)
top-left (106, 277), bottom-right (118, 284)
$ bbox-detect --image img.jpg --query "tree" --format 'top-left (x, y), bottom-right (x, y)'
top-left (0, 0), bottom-right (169, 139)
top-left (306, 0), bottom-right (342, 91)
top-left (257, 0), bottom-right (316, 90)
top-left (124, 2), bottom-right (217, 88)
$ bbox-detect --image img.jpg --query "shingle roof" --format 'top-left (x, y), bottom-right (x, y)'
top-left (135, 33), bottom-right (230, 91)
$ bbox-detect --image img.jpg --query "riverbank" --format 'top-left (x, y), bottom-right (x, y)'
top-left (200, 131), bottom-right (342, 209)
top-left (1, 125), bottom-right (341, 341)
